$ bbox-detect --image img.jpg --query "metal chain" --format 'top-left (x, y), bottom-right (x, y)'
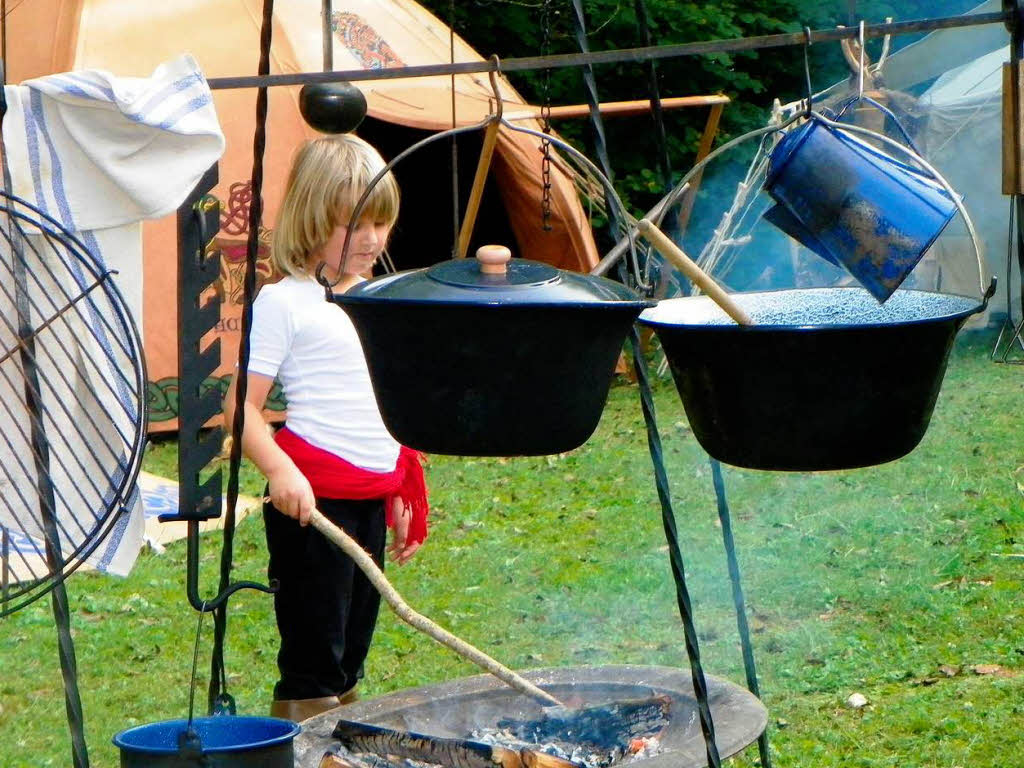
top-left (540, 0), bottom-right (553, 231)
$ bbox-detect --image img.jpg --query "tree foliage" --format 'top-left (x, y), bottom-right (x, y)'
top-left (416, 0), bottom-right (984, 215)
top-left (419, 0), bottom-right (803, 213)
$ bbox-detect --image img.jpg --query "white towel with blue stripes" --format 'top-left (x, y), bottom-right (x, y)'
top-left (4, 52), bottom-right (225, 230)
top-left (0, 53), bottom-right (225, 579)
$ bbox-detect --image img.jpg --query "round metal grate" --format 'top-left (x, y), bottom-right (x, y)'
top-left (0, 191), bottom-right (146, 617)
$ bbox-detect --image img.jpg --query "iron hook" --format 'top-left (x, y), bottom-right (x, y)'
top-left (487, 55), bottom-right (503, 121)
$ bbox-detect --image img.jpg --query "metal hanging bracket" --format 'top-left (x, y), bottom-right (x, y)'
top-left (169, 165), bottom-right (274, 612)
top-left (1005, 0), bottom-right (1024, 34)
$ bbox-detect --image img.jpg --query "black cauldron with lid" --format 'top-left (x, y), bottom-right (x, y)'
top-left (331, 245), bottom-right (653, 456)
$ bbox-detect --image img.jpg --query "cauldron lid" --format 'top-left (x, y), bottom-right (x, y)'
top-left (341, 246), bottom-right (646, 306)
top-left (427, 258), bottom-right (561, 290)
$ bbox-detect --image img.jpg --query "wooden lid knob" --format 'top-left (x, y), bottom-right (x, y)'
top-left (476, 244), bottom-right (512, 275)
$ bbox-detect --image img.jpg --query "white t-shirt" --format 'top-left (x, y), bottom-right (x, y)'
top-left (247, 275), bottom-right (400, 473)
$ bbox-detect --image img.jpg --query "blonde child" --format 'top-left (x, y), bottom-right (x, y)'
top-left (223, 134), bottom-right (428, 722)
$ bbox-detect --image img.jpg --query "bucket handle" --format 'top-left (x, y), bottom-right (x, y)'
top-left (318, 60), bottom-right (649, 295)
top-left (831, 94), bottom-right (922, 156)
top-left (638, 110), bottom-right (994, 304)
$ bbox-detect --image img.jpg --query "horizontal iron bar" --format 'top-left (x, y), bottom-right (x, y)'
top-left (207, 10), bottom-right (1010, 91)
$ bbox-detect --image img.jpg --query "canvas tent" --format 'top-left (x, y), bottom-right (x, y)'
top-left (7, 0), bottom-right (600, 431)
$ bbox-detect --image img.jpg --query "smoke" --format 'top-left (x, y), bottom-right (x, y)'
top-left (650, 1), bottom-right (1015, 317)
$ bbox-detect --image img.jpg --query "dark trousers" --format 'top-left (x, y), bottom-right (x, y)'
top-left (263, 494), bottom-right (387, 700)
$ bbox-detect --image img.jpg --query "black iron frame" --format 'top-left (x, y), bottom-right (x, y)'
top-left (169, 6), bottom-right (1023, 768)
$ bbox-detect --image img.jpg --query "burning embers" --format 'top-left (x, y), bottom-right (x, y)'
top-left (321, 697), bottom-right (670, 768)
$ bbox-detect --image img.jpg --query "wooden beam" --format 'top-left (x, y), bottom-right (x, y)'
top-left (674, 101), bottom-right (725, 235)
top-left (1003, 61), bottom-right (1024, 195)
top-left (457, 119), bottom-right (502, 258)
top-left (504, 95), bottom-right (729, 122)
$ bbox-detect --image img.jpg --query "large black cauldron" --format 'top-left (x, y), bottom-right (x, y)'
top-left (640, 287), bottom-right (986, 471)
top-left (332, 247), bottom-right (652, 456)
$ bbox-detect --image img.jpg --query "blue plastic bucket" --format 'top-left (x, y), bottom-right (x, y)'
top-left (764, 116), bottom-right (957, 302)
top-left (113, 716), bottom-right (299, 767)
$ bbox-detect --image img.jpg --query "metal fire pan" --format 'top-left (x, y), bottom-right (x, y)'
top-left (294, 665), bottom-right (767, 768)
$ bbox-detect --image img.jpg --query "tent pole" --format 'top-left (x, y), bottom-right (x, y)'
top-left (1010, 1), bottom-right (1024, 355)
top-left (322, 0), bottom-right (333, 72)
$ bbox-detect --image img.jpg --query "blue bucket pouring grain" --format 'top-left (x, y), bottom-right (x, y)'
top-left (113, 716), bottom-right (300, 767)
top-left (764, 115), bottom-right (957, 302)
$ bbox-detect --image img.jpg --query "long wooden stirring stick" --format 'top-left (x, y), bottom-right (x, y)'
top-left (636, 218), bottom-right (753, 326)
top-left (305, 507), bottom-right (566, 709)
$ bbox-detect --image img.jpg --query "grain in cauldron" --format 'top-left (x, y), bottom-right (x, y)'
top-left (639, 286), bottom-right (986, 471)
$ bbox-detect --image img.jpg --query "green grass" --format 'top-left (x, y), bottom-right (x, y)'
top-left (1, 330), bottom-right (1021, 767)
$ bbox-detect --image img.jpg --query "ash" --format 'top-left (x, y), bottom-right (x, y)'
top-left (328, 732), bottom-right (662, 768)
top-left (470, 727), bottom-right (662, 768)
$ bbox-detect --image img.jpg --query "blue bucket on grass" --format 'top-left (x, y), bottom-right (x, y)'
top-left (113, 716), bottom-right (300, 767)
top-left (764, 114), bottom-right (957, 302)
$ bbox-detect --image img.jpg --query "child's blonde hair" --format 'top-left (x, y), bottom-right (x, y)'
top-left (271, 134), bottom-right (400, 277)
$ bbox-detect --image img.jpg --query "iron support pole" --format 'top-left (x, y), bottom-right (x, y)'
top-left (1, 62), bottom-right (89, 768)
top-left (569, 0), bottom-right (623, 245)
top-left (206, 11), bottom-right (1011, 91)
top-left (11, 212), bottom-right (90, 768)
top-left (630, 332), bottom-right (722, 768)
top-left (633, 0), bottom-right (671, 188)
top-left (1011, 1), bottom-right (1024, 344)
top-left (710, 459), bottom-right (771, 768)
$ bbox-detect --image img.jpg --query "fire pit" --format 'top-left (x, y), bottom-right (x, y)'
top-left (294, 666), bottom-right (766, 768)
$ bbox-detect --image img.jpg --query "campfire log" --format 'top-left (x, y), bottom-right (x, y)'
top-left (333, 719), bottom-right (582, 768)
top-left (321, 751), bottom-right (376, 768)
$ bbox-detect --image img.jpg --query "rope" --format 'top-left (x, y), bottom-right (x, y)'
top-left (209, 0), bottom-right (275, 715)
top-left (710, 459), bottom-right (771, 768)
top-left (628, 328), bottom-right (721, 768)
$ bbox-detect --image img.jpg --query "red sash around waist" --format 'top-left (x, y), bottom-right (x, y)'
top-left (274, 426), bottom-right (428, 545)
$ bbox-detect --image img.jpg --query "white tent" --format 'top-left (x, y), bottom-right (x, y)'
top-left (880, 0), bottom-right (1018, 316)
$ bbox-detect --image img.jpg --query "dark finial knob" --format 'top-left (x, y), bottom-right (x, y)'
top-left (299, 82), bottom-right (368, 134)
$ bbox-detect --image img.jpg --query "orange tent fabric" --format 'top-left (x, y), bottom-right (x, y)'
top-left (8, 0), bottom-right (599, 431)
